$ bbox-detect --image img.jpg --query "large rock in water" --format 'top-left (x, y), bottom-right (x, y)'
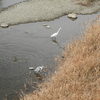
top-left (67, 13), bottom-right (77, 19)
top-left (1, 23), bottom-right (9, 28)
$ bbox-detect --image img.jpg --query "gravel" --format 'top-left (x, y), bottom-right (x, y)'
top-left (0, 0), bottom-right (100, 26)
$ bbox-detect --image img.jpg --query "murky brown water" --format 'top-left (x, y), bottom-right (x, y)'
top-left (0, 0), bottom-right (100, 100)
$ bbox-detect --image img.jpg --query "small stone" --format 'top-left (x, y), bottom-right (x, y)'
top-left (1, 23), bottom-right (9, 28)
top-left (29, 67), bottom-right (34, 70)
top-left (43, 24), bottom-right (51, 28)
top-left (13, 57), bottom-right (17, 61)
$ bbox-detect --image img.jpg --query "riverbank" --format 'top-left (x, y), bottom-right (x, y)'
top-left (20, 15), bottom-right (100, 100)
top-left (0, 0), bottom-right (100, 26)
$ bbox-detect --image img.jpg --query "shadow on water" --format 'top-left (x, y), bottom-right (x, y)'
top-left (34, 73), bottom-right (43, 81)
top-left (51, 39), bottom-right (62, 49)
top-left (0, 1), bottom-right (99, 99)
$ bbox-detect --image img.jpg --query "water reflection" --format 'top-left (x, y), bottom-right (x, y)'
top-left (34, 73), bottom-right (43, 81)
top-left (6, 93), bottom-right (20, 100)
top-left (52, 39), bottom-right (62, 49)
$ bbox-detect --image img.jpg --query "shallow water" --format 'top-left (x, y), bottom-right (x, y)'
top-left (0, 0), bottom-right (100, 100)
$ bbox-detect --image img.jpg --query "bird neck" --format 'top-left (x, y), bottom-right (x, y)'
top-left (57, 28), bottom-right (61, 33)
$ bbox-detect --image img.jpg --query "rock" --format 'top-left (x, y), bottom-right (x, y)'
top-left (13, 57), bottom-right (17, 61)
top-left (1, 23), bottom-right (9, 28)
top-left (29, 67), bottom-right (35, 70)
top-left (67, 13), bottom-right (77, 19)
top-left (43, 24), bottom-right (51, 28)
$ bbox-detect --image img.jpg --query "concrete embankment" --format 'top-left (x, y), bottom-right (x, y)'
top-left (0, 0), bottom-right (100, 26)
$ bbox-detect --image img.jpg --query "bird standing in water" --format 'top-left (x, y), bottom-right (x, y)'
top-left (51, 28), bottom-right (62, 40)
top-left (34, 66), bottom-right (44, 73)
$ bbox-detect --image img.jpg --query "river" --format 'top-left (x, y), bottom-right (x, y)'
top-left (0, 0), bottom-right (100, 99)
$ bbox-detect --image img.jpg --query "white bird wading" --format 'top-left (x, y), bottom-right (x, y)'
top-left (34, 66), bottom-right (44, 73)
top-left (51, 28), bottom-right (62, 39)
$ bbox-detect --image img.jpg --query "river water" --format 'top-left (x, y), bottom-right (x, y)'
top-left (0, 0), bottom-right (100, 100)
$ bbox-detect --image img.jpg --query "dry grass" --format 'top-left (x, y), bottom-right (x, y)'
top-left (20, 16), bottom-right (100, 100)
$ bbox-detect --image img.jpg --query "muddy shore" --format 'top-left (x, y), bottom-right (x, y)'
top-left (0, 0), bottom-right (100, 26)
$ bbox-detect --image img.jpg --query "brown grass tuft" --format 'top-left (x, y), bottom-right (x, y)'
top-left (21, 15), bottom-right (100, 100)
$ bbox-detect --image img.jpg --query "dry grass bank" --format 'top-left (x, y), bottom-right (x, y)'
top-left (20, 16), bottom-right (100, 100)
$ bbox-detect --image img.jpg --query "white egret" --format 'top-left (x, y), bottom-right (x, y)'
top-left (51, 28), bottom-right (61, 39)
top-left (34, 66), bottom-right (44, 73)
